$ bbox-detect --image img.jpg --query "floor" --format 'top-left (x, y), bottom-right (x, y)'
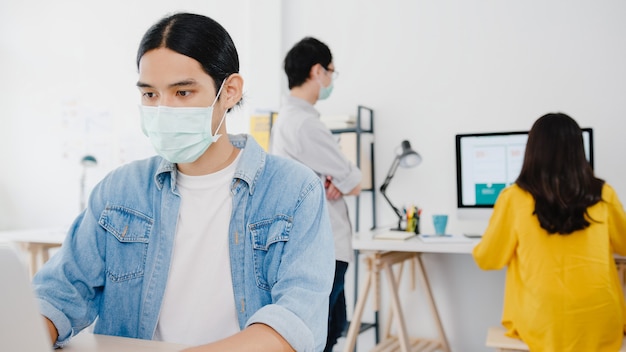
top-left (331, 328), bottom-right (377, 352)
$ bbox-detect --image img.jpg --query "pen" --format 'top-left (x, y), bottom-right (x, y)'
top-left (420, 234), bottom-right (452, 238)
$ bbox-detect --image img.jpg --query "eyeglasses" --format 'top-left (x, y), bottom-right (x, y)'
top-left (325, 67), bottom-right (339, 80)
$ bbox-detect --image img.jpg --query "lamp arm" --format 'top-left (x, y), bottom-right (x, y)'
top-left (379, 157), bottom-right (404, 228)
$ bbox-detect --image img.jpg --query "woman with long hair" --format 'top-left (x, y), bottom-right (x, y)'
top-left (473, 113), bottom-right (626, 351)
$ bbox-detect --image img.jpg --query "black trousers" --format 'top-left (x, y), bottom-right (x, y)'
top-left (324, 260), bottom-right (349, 352)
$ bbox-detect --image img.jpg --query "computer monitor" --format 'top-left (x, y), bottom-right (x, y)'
top-left (455, 128), bottom-right (594, 209)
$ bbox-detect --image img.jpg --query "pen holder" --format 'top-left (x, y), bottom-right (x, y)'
top-left (406, 217), bottom-right (420, 234)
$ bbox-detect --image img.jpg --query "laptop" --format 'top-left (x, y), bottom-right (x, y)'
top-left (0, 245), bottom-right (52, 351)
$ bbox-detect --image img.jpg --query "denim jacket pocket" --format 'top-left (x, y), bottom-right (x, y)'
top-left (249, 215), bottom-right (292, 291)
top-left (98, 205), bottom-right (153, 282)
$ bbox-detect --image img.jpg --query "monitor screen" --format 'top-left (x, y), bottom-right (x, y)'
top-left (455, 128), bottom-right (594, 208)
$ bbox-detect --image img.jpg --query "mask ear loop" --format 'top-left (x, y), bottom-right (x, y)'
top-left (210, 78), bottom-right (229, 141)
top-left (210, 79), bottom-right (227, 108)
top-left (212, 110), bottom-right (227, 142)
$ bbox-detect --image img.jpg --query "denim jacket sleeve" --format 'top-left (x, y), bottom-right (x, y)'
top-left (33, 206), bottom-right (107, 347)
top-left (32, 157), bottom-right (166, 348)
top-left (240, 156), bottom-right (335, 352)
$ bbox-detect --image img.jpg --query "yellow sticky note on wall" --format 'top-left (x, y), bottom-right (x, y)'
top-left (249, 112), bottom-right (277, 151)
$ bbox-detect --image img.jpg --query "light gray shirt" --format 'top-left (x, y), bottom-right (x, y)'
top-left (269, 95), bottom-right (362, 262)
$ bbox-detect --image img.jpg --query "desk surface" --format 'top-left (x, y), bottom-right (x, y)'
top-left (63, 332), bottom-right (189, 351)
top-left (354, 229), bottom-right (480, 254)
top-left (355, 229), bottom-right (626, 259)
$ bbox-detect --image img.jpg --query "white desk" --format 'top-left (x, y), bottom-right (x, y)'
top-left (344, 230), bottom-right (479, 352)
top-left (0, 228), bottom-right (67, 277)
top-left (62, 332), bottom-right (188, 351)
top-left (353, 230), bottom-right (477, 254)
top-left (345, 230), bottom-right (626, 352)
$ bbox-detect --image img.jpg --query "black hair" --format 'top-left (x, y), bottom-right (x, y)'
top-left (283, 37), bottom-right (332, 89)
top-left (516, 112), bottom-right (604, 234)
top-left (137, 13), bottom-right (239, 94)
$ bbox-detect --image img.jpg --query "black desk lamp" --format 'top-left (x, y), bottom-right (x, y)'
top-left (379, 140), bottom-right (422, 231)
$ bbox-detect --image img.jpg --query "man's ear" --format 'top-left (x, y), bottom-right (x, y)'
top-left (308, 63), bottom-right (323, 81)
top-left (222, 73), bottom-right (244, 109)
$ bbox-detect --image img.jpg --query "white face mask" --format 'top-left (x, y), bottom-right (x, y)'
top-left (318, 79), bottom-right (334, 100)
top-left (317, 67), bottom-right (335, 100)
top-left (139, 81), bottom-right (226, 163)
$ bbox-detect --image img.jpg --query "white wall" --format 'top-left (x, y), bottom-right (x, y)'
top-left (281, 0), bottom-right (626, 233)
top-left (280, 1), bottom-right (626, 350)
top-left (2, 1), bottom-right (626, 351)
top-left (0, 0), bottom-right (284, 229)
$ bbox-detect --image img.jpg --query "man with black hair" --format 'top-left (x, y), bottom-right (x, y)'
top-left (270, 37), bottom-right (362, 352)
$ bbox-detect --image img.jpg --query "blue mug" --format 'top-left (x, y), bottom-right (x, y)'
top-left (432, 214), bottom-right (448, 235)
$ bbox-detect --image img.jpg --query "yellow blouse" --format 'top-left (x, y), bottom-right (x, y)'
top-left (473, 184), bottom-right (626, 352)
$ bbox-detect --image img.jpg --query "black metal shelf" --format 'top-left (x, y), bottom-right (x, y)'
top-left (332, 106), bottom-right (379, 349)
top-left (342, 320), bottom-right (379, 337)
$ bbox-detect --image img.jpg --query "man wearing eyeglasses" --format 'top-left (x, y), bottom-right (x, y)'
top-left (269, 37), bottom-right (362, 352)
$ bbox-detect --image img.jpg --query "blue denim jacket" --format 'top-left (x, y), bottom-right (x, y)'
top-left (33, 134), bottom-right (335, 352)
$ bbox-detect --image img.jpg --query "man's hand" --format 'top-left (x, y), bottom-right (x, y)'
top-left (324, 176), bottom-right (342, 201)
top-left (181, 324), bottom-right (294, 352)
top-left (44, 316), bottom-right (58, 345)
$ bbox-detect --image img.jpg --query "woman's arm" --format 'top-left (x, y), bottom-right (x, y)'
top-left (473, 187), bottom-right (518, 270)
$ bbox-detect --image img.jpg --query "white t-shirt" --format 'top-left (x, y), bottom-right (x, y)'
top-left (154, 152), bottom-right (242, 345)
